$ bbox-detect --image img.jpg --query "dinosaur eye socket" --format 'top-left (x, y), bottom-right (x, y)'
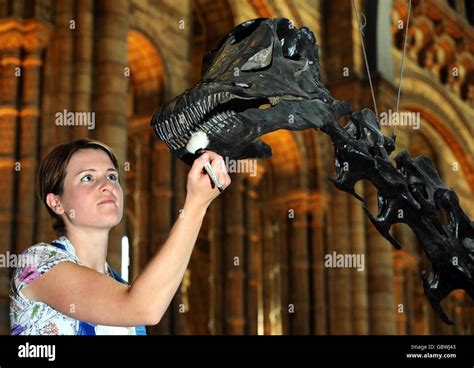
top-left (277, 20), bottom-right (316, 61)
top-left (241, 43), bottom-right (273, 71)
top-left (277, 20), bottom-right (299, 60)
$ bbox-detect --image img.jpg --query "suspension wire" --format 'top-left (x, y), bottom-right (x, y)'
top-left (394, 0), bottom-right (412, 136)
top-left (352, 0), bottom-right (379, 123)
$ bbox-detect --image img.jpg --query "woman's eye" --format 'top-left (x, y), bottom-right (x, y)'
top-left (108, 173), bottom-right (118, 181)
top-left (81, 174), bottom-right (93, 182)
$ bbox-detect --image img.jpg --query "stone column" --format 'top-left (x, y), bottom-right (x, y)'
top-left (150, 143), bottom-right (172, 335)
top-left (245, 172), bottom-right (264, 335)
top-left (396, 222), bottom-right (418, 334)
top-left (393, 253), bottom-right (406, 335)
top-left (93, 0), bottom-right (129, 271)
top-left (452, 291), bottom-right (464, 335)
top-left (72, 0), bottom-right (94, 140)
top-left (414, 285), bottom-right (430, 335)
top-left (262, 204), bottom-right (274, 335)
top-left (288, 191), bottom-right (310, 334)
top-left (38, 0), bottom-right (75, 241)
top-left (53, 0), bottom-right (75, 143)
top-left (0, 25), bottom-right (22, 323)
top-left (224, 174), bottom-right (246, 334)
top-left (364, 183), bottom-right (396, 334)
top-left (349, 182), bottom-right (368, 335)
top-left (208, 193), bottom-right (225, 335)
top-left (328, 187), bottom-right (352, 334)
top-left (309, 192), bottom-right (329, 334)
top-left (16, 23), bottom-right (52, 252)
top-left (131, 132), bottom-right (151, 278)
top-left (277, 204), bottom-right (289, 334)
top-left (405, 263), bottom-right (416, 334)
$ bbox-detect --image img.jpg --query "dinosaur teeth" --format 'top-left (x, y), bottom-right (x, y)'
top-left (182, 111), bottom-right (191, 128)
top-left (170, 116), bottom-right (179, 135)
top-left (200, 123), bottom-right (210, 133)
top-left (190, 106), bottom-right (200, 123)
top-left (208, 94), bottom-right (215, 108)
top-left (178, 136), bottom-right (188, 146)
top-left (164, 120), bottom-right (172, 137)
top-left (157, 92), bottom-right (237, 150)
top-left (207, 95), bottom-right (213, 110)
top-left (197, 103), bottom-right (205, 116)
top-left (202, 118), bottom-right (214, 133)
top-left (170, 139), bottom-right (180, 150)
top-left (185, 109), bottom-right (193, 125)
top-left (157, 121), bottom-right (166, 140)
top-left (170, 117), bottom-right (180, 136)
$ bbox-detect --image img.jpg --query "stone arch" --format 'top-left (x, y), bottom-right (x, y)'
top-left (261, 130), bottom-right (305, 188)
top-left (248, 0), bottom-right (273, 18)
top-left (402, 101), bottom-right (473, 192)
top-left (408, 127), bottom-right (439, 166)
top-left (127, 16), bottom-right (174, 99)
top-left (192, 0), bottom-right (235, 51)
top-left (127, 30), bottom-right (168, 116)
top-left (303, 129), bottom-right (324, 190)
top-left (399, 76), bottom-right (473, 191)
top-left (191, 0), bottom-right (235, 82)
top-left (404, 114), bottom-right (465, 181)
top-left (125, 29), bottom-right (169, 282)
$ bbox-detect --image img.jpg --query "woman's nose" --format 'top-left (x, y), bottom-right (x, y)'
top-left (98, 176), bottom-right (114, 192)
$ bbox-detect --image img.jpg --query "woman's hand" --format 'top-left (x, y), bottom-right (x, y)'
top-left (185, 151), bottom-right (231, 210)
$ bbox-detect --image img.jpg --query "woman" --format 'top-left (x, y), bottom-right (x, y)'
top-left (10, 138), bottom-right (231, 335)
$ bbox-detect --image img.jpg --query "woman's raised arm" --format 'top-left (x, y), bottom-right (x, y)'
top-left (22, 151), bottom-right (231, 326)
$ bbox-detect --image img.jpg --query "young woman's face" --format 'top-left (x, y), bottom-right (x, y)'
top-left (58, 149), bottom-right (124, 233)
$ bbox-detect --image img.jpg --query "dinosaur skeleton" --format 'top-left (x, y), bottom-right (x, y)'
top-left (151, 18), bottom-right (473, 325)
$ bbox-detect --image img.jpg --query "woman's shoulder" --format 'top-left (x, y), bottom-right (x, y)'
top-left (12, 241), bottom-right (80, 288)
top-left (23, 240), bottom-right (67, 252)
top-left (19, 241), bottom-right (76, 262)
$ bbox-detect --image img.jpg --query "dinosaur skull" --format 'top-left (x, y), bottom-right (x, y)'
top-left (151, 18), bottom-right (350, 164)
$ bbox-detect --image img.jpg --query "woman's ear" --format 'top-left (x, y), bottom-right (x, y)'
top-left (46, 193), bottom-right (64, 215)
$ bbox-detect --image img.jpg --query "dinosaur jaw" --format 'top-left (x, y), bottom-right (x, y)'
top-left (151, 89), bottom-right (309, 157)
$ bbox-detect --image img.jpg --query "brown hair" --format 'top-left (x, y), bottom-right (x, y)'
top-left (37, 139), bottom-right (119, 236)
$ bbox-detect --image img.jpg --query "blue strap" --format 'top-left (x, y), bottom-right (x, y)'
top-left (109, 267), bottom-right (126, 284)
top-left (135, 325), bottom-right (147, 335)
top-left (50, 240), bottom-right (147, 335)
top-left (51, 240), bottom-right (67, 251)
top-left (77, 321), bottom-right (96, 335)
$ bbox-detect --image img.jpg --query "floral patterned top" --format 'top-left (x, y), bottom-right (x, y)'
top-left (10, 236), bottom-right (146, 335)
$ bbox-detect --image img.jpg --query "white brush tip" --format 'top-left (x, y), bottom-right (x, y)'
top-left (186, 131), bottom-right (210, 154)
